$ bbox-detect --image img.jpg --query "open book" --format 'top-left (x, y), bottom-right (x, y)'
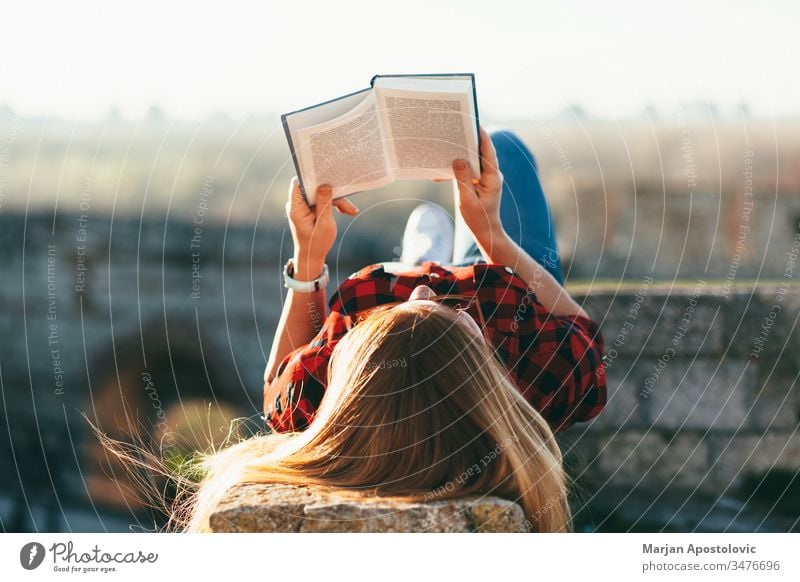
top-left (282, 73), bottom-right (480, 205)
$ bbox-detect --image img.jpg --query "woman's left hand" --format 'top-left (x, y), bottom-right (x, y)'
top-left (286, 178), bottom-right (359, 280)
top-left (452, 126), bottom-right (505, 241)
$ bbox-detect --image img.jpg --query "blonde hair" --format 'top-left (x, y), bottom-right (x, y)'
top-left (182, 301), bottom-right (569, 532)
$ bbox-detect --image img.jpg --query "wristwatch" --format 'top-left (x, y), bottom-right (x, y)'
top-left (283, 259), bottom-right (329, 293)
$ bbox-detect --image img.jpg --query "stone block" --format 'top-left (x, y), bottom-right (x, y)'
top-left (724, 288), bottom-right (800, 359)
top-left (209, 483), bottom-right (527, 533)
top-left (580, 289), bottom-right (724, 358)
top-left (594, 431), bottom-right (663, 486)
top-left (584, 358), bottom-right (645, 431)
top-left (706, 432), bottom-right (800, 491)
top-left (648, 360), bottom-right (753, 430)
top-left (746, 362), bottom-right (799, 431)
top-left (593, 431), bottom-right (709, 490)
top-left (651, 433), bottom-right (710, 490)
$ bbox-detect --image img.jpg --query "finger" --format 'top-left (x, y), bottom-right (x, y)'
top-left (478, 126), bottom-right (499, 175)
top-left (287, 177), bottom-right (313, 219)
top-left (453, 159), bottom-right (477, 200)
top-left (333, 198), bottom-right (359, 216)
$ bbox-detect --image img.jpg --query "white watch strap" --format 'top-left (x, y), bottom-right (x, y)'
top-left (283, 260), bottom-right (329, 293)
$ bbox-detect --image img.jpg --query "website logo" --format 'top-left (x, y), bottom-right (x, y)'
top-left (20, 542), bottom-right (46, 570)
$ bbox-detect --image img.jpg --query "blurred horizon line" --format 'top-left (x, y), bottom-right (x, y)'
top-left (2, 101), bottom-right (800, 128)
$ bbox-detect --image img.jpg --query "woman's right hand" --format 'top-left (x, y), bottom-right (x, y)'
top-left (286, 178), bottom-right (359, 280)
top-left (452, 126), bottom-right (505, 242)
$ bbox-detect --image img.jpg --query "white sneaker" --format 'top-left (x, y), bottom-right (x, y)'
top-left (400, 203), bottom-right (454, 265)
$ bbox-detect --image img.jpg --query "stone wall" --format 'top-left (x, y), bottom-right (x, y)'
top-left (209, 484), bottom-right (527, 533)
top-left (1, 211), bottom-right (798, 531)
top-left (564, 284), bottom-right (799, 531)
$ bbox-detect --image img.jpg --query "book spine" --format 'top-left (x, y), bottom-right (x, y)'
top-left (280, 114), bottom-right (308, 201)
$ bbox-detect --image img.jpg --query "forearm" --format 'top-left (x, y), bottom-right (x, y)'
top-left (474, 224), bottom-right (589, 319)
top-left (264, 259), bottom-right (327, 382)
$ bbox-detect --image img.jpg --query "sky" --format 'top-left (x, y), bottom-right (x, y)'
top-left (1, 0), bottom-right (798, 121)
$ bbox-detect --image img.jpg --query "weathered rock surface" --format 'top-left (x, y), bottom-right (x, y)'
top-left (209, 483), bottom-right (528, 533)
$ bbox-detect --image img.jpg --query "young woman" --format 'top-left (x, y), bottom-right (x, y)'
top-left (264, 127), bottom-right (606, 434)
top-left (184, 127), bottom-right (606, 532)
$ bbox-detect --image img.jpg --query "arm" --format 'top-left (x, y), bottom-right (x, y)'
top-left (453, 129), bottom-right (605, 430)
top-left (264, 285), bottom-right (326, 383)
top-left (264, 179), bottom-right (359, 383)
top-left (452, 126), bottom-right (589, 319)
top-left (472, 231), bottom-right (589, 319)
top-left (263, 334), bottom-right (337, 432)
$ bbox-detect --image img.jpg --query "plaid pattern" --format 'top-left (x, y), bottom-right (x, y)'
top-left (264, 262), bottom-right (607, 433)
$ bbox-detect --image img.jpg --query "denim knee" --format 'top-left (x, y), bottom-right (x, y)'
top-left (490, 130), bottom-right (538, 170)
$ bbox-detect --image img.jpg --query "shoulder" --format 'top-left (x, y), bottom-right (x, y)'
top-left (332, 262), bottom-right (528, 293)
top-left (327, 262), bottom-right (532, 314)
top-left (470, 263), bottom-right (530, 292)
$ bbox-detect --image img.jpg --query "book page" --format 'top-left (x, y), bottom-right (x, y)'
top-left (285, 88), bottom-right (372, 131)
top-left (296, 92), bottom-right (392, 203)
top-left (283, 88), bottom-right (373, 191)
top-left (375, 85), bottom-right (479, 180)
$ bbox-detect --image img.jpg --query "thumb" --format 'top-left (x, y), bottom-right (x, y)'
top-left (453, 159), bottom-right (476, 200)
top-left (314, 184), bottom-right (334, 220)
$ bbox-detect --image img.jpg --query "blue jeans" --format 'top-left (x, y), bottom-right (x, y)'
top-left (453, 130), bottom-right (564, 285)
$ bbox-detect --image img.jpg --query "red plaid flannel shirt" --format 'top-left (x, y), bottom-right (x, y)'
top-left (264, 262), bottom-right (606, 433)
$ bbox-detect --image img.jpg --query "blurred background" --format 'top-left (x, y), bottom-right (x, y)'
top-left (0, 0), bottom-right (798, 532)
